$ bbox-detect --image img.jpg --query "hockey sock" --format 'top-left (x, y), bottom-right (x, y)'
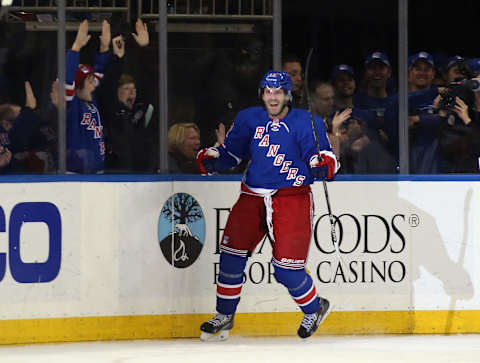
top-left (216, 252), bottom-right (247, 315)
top-left (273, 265), bottom-right (320, 314)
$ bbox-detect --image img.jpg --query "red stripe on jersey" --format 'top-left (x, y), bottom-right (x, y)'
top-left (217, 284), bottom-right (243, 297)
top-left (294, 286), bottom-right (317, 306)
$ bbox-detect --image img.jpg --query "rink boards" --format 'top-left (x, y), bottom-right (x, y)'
top-left (0, 175), bottom-right (479, 344)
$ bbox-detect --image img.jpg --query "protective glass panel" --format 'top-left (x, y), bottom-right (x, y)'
top-left (167, 8), bottom-right (273, 174)
top-left (0, 6), bottom-right (59, 174)
top-left (283, 0), bottom-right (400, 175)
top-left (409, 1), bottom-right (480, 174)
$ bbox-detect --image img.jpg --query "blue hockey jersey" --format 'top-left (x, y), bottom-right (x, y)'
top-left (65, 50), bottom-right (109, 173)
top-left (222, 106), bottom-right (332, 189)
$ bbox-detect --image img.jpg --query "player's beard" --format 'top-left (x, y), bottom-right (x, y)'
top-left (266, 100), bottom-right (288, 118)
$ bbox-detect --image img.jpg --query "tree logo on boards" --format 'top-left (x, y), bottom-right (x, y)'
top-left (158, 193), bottom-right (205, 268)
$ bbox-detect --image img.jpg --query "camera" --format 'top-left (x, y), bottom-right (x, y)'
top-left (438, 79), bottom-right (479, 110)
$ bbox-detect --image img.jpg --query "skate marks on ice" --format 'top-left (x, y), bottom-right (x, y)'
top-left (0, 335), bottom-right (479, 363)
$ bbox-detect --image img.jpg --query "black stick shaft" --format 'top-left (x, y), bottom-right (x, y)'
top-left (304, 48), bottom-right (339, 249)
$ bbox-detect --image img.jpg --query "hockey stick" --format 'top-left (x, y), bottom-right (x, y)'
top-left (303, 48), bottom-right (342, 260)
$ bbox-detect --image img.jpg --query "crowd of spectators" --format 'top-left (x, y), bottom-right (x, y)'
top-left (281, 51), bottom-right (480, 174)
top-left (1, 17), bottom-right (479, 175)
top-left (1, 18), bottom-right (155, 174)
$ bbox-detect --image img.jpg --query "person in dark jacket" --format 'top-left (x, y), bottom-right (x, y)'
top-left (98, 18), bottom-right (155, 173)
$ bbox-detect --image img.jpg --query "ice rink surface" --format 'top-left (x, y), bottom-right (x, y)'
top-left (0, 335), bottom-right (479, 363)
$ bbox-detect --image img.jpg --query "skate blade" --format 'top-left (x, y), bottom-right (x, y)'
top-left (200, 330), bottom-right (230, 342)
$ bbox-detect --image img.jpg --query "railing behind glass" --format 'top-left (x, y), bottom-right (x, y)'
top-left (5, 0), bottom-right (131, 30)
top-left (8, 0), bottom-right (129, 12)
top-left (139, 0), bottom-right (272, 20)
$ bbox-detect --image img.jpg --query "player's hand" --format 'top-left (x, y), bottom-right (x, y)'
top-left (112, 35), bottom-right (125, 58)
top-left (132, 18), bottom-right (149, 47)
top-left (196, 147), bottom-right (220, 175)
top-left (309, 151), bottom-right (339, 181)
top-left (72, 20), bottom-right (91, 51)
top-left (99, 20), bottom-right (111, 53)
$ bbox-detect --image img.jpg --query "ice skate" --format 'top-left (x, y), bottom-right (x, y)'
top-left (297, 297), bottom-right (331, 339)
top-left (200, 313), bottom-right (234, 342)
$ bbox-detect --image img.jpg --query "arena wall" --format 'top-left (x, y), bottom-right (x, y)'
top-left (0, 175), bottom-right (478, 344)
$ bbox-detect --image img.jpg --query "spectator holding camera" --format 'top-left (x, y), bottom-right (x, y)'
top-left (435, 84), bottom-right (480, 173)
top-left (427, 55), bottom-right (480, 172)
top-left (467, 58), bottom-right (480, 112)
top-left (445, 56), bottom-right (466, 82)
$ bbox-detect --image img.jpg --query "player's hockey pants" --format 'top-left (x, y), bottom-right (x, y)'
top-left (215, 183), bottom-right (320, 315)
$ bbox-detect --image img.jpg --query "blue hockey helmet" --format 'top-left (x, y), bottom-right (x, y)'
top-left (258, 71), bottom-right (293, 101)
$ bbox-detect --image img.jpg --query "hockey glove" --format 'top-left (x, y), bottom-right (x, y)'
top-left (196, 147), bottom-right (221, 175)
top-left (309, 151), bottom-right (340, 181)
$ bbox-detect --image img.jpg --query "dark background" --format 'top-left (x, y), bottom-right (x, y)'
top-left (1, 0), bottom-right (479, 130)
top-left (282, 0), bottom-right (479, 83)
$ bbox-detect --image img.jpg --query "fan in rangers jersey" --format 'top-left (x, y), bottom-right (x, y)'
top-left (63, 19), bottom-right (110, 173)
top-left (197, 70), bottom-right (340, 341)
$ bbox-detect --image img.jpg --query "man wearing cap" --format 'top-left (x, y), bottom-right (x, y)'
top-left (353, 51), bottom-right (396, 170)
top-left (467, 58), bottom-right (480, 78)
top-left (62, 19), bottom-right (111, 173)
top-left (353, 51), bottom-right (394, 113)
top-left (403, 51), bottom-right (445, 173)
top-left (353, 51), bottom-right (395, 132)
top-left (468, 58), bottom-right (480, 113)
top-left (282, 54), bottom-right (308, 109)
top-left (331, 64), bottom-right (356, 110)
top-left (445, 55), bottom-right (466, 82)
top-left (408, 52), bottom-right (435, 92)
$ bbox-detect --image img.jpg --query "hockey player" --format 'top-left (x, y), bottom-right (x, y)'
top-left (63, 19), bottom-right (110, 173)
top-left (196, 71), bottom-right (339, 341)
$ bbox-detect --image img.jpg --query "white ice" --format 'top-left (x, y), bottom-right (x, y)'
top-left (0, 335), bottom-right (479, 363)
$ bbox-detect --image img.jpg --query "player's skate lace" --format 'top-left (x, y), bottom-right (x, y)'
top-left (300, 313), bottom-right (318, 331)
top-left (297, 298), bottom-right (331, 338)
top-left (209, 313), bottom-right (231, 327)
top-left (200, 313), bottom-right (234, 334)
